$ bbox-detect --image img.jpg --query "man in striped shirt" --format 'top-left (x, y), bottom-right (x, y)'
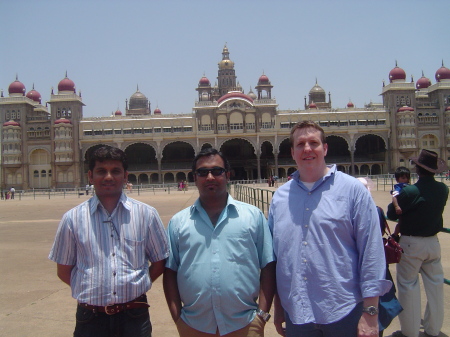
top-left (49, 145), bottom-right (169, 337)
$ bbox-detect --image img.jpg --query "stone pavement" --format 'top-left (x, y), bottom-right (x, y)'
top-left (0, 186), bottom-right (449, 337)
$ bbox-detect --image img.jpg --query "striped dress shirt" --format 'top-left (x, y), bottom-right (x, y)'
top-left (49, 193), bottom-right (169, 306)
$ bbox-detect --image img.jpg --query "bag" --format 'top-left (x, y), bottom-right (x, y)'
top-left (383, 222), bottom-right (403, 264)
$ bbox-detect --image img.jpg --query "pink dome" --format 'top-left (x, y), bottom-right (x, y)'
top-left (217, 92), bottom-right (254, 104)
top-left (347, 101), bottom-right (354, 108)
top-left (55, 118), bottom-right (71, 124)
top-left (114, 109), bottom-right (122, 116)
top-left (435, 63), bottom-right (450, 82)
top-left (58, 74), bottom-right (76, 92)
top-left (154, 108), bottom-right (162, 114)
top-left (389, 64), bottom-right (406, 82)
top-left (8, 79), bottom-right (26, 95)
top-left (199, 76), bottom-right (210, 86)
top-left (309, 102), bottom-right (317, 109)
top-left (3, 120), bottom-right (20, 127)
top-left (416, 74), bottom-right (431, 89)
top-left (26, 88), bottom-right (42, 103)
top-left (397, 106), bottom-right (414, 112)
top-left (258, 74), bottom-right (269, 84)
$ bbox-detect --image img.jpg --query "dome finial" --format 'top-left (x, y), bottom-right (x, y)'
top-left (137, 84), bottom-right (139, 92)
top-left (16, 73), bottom-right (18, 81)
top-left (65, 70), bottom-right (68, 78)
top-left (395, 60), bottom-right (398, 67)
top-left (422, 70), bottom-right (425, 77)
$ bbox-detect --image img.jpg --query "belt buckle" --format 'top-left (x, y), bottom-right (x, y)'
top-left (104, 305), bottom-right (118, 315)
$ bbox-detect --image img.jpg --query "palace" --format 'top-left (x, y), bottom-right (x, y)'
top-left (1, 46), bottom-right (450, 190)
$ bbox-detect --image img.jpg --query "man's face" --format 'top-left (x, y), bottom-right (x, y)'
top-left (88, 160), bottom-right (128, 200)
top-left (291, 127), bottom-right (328, 170)
top-left (194, 154), bottom-right (230, 200)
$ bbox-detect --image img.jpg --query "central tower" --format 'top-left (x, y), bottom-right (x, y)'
top-left (217, 44), bottom-right (239, 96)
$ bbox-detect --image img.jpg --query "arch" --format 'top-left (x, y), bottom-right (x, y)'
top-left (260, 140), bottom-right (275, 179)
top-left (125, 143), bottom-right (157, 172)
top-left (420, 133), bottom-right (439, 150)
top-left (162, 141), bottom-right (195, 171)
top-left (371, 164), bottom-right (382, 175)
top-left (219, 138), bottom-right (257, 180)
top-left (360, 164), bottom-right (370, 175)
top-left (326, 135), bottom-right (350, 164)
top-left (29, 148), bottom-right (51, 189)
top-left (354, 134), bottom-right (387, 162)
top-left (164, 172), bottom-right (175, 183)
top-left (138, 173), bottom-right (149, 185)
top-left (128, 174), bottom-right (137, 184)
top-left (176, 172), bottom-right (187, 181)
top-left (201, 142), bottom-right (213, 151)
top-left (150, 173), bottom-right (159, 183)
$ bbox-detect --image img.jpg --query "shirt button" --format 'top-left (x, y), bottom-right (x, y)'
top-left (304, 277), bottom-right (307, 280)
top-left (113, 292), bottom-right (116, 295)
top-left (112, 253), bottom-right (115, 257)
top-left (304, 225), bottom-right (308, 228)
top-left (308, 192), bottom-right (311, 195)
top-left (303, 242), bottom-right (308, 246)
top-left (306, 208), bottom-right (310, 211)
top-left (303, 259), bottom-right (307, 263)
top-left (111, 235), bottom-right (114, 238)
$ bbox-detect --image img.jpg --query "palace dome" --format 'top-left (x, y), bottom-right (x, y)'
top-left (416, 73), bottom-right (431, 89)
top-left (55, 118), bottom-right (71, 124)
top-left (199, 76), bottom-right (210, 86)
top-left (58, 74), bottom-right (76, 92)
top-left (8, 78), bottom-right (25, 95)
top-left (435, 63), bottom-right (450, 82)
top-left (389, 64), bottom-right (406, 82)
top-left (26, 87), bottom-right (42, 103)
top-left (3, 120), bottom-right (20, 127)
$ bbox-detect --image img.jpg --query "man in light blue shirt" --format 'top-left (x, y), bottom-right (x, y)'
top-left (268, 121), bottom-right (391, 337)
top-left (164, 148), bottom-right (276, 337)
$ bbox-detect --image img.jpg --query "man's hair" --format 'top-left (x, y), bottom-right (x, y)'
top-left (88, 145), bottom-right (128, 171)
top-left (289, 120), bottom-right (327, 147)
top-left (394, 166), bottom-right (411, 182)
top-left (191, 147), bottom-right (231, 173)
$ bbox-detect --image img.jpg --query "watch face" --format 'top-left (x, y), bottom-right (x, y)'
top-left (363, 306), bottom-right (378, 315)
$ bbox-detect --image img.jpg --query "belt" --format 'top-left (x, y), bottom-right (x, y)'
top-left (79, 295), bottom-right (149, 315)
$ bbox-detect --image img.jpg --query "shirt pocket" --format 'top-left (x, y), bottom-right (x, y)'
top-left (122, 237), bottom-right (145, 269)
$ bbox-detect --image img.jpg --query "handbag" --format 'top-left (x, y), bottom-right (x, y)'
top-left (383, 221), bottom-right (403, 264)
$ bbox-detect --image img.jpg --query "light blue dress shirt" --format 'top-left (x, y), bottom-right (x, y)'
top-left (49, 193), bottom-right (169, 306)
top-left (268, 165), bottom-right (391, 325)
top-left (166, 195), bottom-right (275, 335)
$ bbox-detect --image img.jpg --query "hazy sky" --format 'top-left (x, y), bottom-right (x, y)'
top-left (1, 0), bottom-right (449, 117)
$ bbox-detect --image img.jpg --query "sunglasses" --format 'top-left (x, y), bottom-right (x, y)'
top-left (195, 167), bottom-right (227, 177)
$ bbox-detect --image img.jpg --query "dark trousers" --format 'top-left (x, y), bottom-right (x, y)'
top-left (74, 305), bottom-right (152, 337)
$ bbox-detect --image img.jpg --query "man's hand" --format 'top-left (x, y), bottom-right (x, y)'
top-left (273, 294), bottom-right (286, 336)
top-left (357, 311), bottom-right (379, 337)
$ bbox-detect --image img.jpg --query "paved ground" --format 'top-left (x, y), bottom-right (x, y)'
top-left (0, 185), bottom-right (449, 337)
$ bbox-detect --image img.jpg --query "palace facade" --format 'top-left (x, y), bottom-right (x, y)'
top-left (1, 46), bottom-right (450, 190)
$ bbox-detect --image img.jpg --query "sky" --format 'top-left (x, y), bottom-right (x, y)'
top-left (1, 0), bottom-right (449, 117)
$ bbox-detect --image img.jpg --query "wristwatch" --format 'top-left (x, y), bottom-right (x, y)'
top-left (362, 306), bottom-right (379, 316)
top-left (256, 308), bottom-right (271, 322)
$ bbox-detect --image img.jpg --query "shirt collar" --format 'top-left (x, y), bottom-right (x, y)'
top-left (190, 194), bottom-right (239, 216)
top-left (293, 164), bottom-right (336, 190)
top-left (89, 192), bottom-right (131, 215)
